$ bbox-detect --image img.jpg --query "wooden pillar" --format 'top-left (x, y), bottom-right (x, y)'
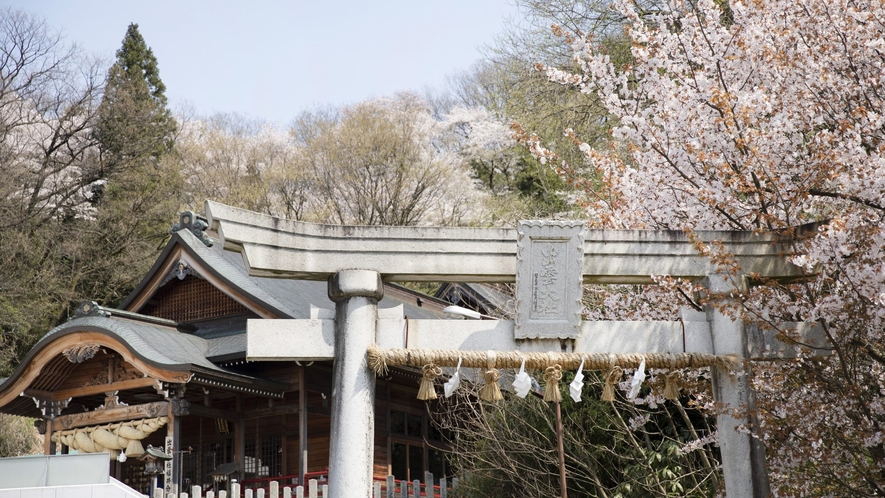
top-left (281, 414), bottom-right (288, 481)
top-left (42, 418), bottom-right (54, 455)
top-left (166, 385), bottom-right (189, 497)
top-left (167, 403), bottom-right (181, 496)
top-left (33, 398), bottom-right (68, 455)
top-left (235, 393), bottom-right (245, 484)
top-left (299, 365), bottom-right (308, 485)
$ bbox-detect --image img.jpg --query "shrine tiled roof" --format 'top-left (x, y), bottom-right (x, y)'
top-left (121, 226), bottom-right (446, 322)
top-left (0, 309), bottom-right (288, 413)
top-left (39, 315), bottom-right (227, 373)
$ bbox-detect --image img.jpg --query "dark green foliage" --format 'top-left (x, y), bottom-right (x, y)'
top-left (95, 23), bottom-right (177, 170)
top-left (82, 22), bottom-right (182, 308)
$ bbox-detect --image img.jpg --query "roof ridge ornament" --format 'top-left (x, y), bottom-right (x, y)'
top-left (75, 301), bottom-right (111, 318)
top-left (171, 211), bottom-right (213, 247)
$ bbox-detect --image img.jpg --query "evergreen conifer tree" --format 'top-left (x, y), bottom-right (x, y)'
top-left (95, 23), bottom-right (176, 171)
top-left (79, 23), bottom-right (182, 309)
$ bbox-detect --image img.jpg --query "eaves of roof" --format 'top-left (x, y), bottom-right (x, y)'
top-left (1, 315), bottom-right (285, 402)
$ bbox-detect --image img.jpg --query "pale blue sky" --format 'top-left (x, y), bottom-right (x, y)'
top-left (5, 1), bottom-right (520, 124)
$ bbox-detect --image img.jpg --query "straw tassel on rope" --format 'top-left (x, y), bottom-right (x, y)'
top-left (663, 355), bottom-right (681, 400)
top-left (418, 363), bottom-right (443, 400)
top-left (663, 371), bottom-right (681, 400)
top-left (602, 366), bottom-right (623, 402)
top-left (543, 364), bottom-right (563, 402)
top-left (480, 351), bottom-right (503, 401)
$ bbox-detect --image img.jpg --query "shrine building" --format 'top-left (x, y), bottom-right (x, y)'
top-left (0, 212), bottom-right (456, 494)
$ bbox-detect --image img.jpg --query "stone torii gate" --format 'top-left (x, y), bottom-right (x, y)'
top-left (205, 201), bottom-right (825, 498)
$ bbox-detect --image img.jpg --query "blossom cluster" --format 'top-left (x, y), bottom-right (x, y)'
top-left (534, 0), bottom-right (885, 493)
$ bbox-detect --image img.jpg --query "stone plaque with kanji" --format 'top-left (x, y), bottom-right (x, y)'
top-left (515, 221), bottom-right (585, 339)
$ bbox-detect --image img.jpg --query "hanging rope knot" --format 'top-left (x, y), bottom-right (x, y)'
top-left (367, 344), bottom-right (388, 376)
top-left (417, 363), bottom-right (443, 400)
top-left (663, 356), bottom-right (682, 401)
top-left (543, 364), bottom-right (563, 402)
top-left (602, 365), bottom-right (623, 402)
top-left (663, 371), bottom-right (682, 400)
top-left (481, 368), bottom-right (503, 401)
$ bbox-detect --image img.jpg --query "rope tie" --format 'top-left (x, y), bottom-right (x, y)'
top-left (663, 355), bottom-right (681, 401)
top-left (480, 351), bottom-right (503, 401)
top-left (543, 364), bottom-right (563, 402)
top-left (367, 345), bottom-right (387, 375)
top-left (481, 369), bottom-right (503, 401)
top-left (418, 363), bottom-right (443, 400)
top-left (602, 366), bottom-right (623, 402)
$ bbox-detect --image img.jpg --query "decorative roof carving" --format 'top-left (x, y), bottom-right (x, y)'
top-left (114, 362), bottom-right (143, 381)
top-left (84, 372), bottom-right (106, 387)
top-left (171, 211), bottom-right (213, 247)
top-left (160, 260), bottom-right (203, 286)
top-left (62, 344), bottom-right (101, 363)
top-left (32, 397), bottom-right (70, 419)
top-left (97, 391), bottom-right (127, 410)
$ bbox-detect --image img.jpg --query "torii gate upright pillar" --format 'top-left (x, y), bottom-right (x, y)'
top-left (706, 274), bottom-right (771, 496)
top-left (327, 269), bottom-right (384, 498)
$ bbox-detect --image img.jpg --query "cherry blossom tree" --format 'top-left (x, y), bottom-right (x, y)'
top-left (527, 0), bottom-right (885, 494)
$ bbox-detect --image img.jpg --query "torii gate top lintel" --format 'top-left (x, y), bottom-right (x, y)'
top-left (204, 200), bottom-right (803, 285)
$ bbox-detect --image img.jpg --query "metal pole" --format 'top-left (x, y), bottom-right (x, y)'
top-left (555, 401), bottom-right (567, 498)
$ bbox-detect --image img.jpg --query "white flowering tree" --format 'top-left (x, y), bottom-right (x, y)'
top-left (526, 0), bottom-right (885, 494)
top-left (0, 10), bottom-right (183, 378)
top-left (177, 114), bottom-right (298, 216)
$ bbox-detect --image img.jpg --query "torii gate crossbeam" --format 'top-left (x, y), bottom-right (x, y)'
top-left (207, 201), bottom-right (801, 284)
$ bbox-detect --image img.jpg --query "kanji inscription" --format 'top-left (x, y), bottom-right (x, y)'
top-left (516, 221), bottom-right (585, 339)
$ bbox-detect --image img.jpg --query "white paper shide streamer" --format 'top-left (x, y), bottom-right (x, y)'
top-left (443, 357), bottom-right (462, 398)
top-left (512, 359), bottom-right (533, 398)
top-left (569, 359), bottom-right (585, 402)
top-left (628, 358), bottom-right (647, 400)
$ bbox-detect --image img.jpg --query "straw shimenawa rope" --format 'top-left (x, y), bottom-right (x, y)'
top-left (367, 345), bottom-right (738, 402)
top-left (367, 345), bottom-right (737, 374)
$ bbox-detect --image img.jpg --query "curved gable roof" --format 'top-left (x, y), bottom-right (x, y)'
top-left (0, 314), bottom-right (286, 411)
